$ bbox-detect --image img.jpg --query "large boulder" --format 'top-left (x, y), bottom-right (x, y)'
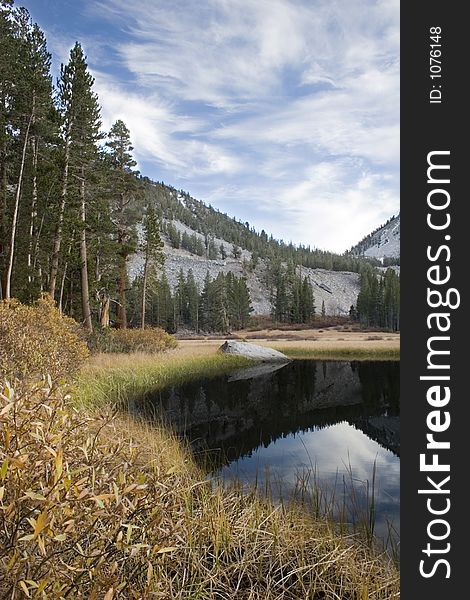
top-left (219, 340), bottom-right (290, 363)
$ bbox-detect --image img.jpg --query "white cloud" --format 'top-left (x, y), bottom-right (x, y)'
top-left (92, 74), bottom-right (242, 176)
top-left (82, 0), bottom-right (399, 252)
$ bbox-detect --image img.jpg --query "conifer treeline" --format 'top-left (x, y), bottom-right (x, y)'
top-left (145, 184), bottom-right (383, 272)
top-left (128, 269), bottom-right (252, 333)
top-left (354, 267), bottom-right (400, 331)
top-left (268, 262), bottom-right (315, 324)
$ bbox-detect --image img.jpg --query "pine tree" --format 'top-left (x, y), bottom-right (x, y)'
top-left (300, 276), bottom-right (314, 322)
top-left (207, 236), bottom-right (218, 260)
top-left (227, 273), bottom-right (252, 329)
top-left (231, 244), bottom-right (241, 259)
top-left (211, 273), bottom-right (229, 332)
top-left (3, 9), bottom-right (56, 301)
top-left (174, 268), bottom-right (186, 328)
top-left (199, 271), bottom-right (212, 331)
top-left (0, 2), bottom-right (17, 295)
top-left (140, 204), bottom-right (164, 328)
top-left (185, 269), bottom-right (199, 331)
top-left (272, 270), bottom-right (288, 322)
top-left (153, 272), bottom-right (174, 331)
top-left (105, 119), bottom-right (140, 328)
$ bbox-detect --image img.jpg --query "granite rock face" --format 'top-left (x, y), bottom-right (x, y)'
top-left (219, 341), bottom-right (290, 363)
top-left (127, 219), bottom-right (361, 316)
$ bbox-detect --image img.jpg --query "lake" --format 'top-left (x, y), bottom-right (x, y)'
top-left (134, 359), bottom-right (400, 547)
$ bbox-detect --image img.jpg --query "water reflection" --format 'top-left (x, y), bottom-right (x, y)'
top-left (135, 360), bottom-right (400, 545)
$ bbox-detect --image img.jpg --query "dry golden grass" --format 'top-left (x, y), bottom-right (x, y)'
top-left (1, 379), bottom-right (400, 599)
top-left (175, 333), bottom-right (400, 361)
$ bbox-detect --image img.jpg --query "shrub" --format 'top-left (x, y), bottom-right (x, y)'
top-left (87, 327), bottom-right (177, 354)
top-left (0, 379), bottom-right (185, 598)
top-left (0, 296), bottom-right (89, 382)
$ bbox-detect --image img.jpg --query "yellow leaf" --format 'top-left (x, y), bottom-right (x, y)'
top-left (113, 481), bottom-right (120, 504)
top-left (54, 534), bottom-right (67, 542)
top-left (0, 458), bottom-right (8, 481)
top-left (3, 382), bottom-right (13, 400)
top-left (24, 491), bottom-right (46, 501)
top-left (38, 535), bottom-right (46, 556)
top-left (19, 581), bottom-right (31, 597)
top-left (0, 401), bottom-right (14, 416)
top-left (92, 493), bottom-right (114, 502)
top-left (165, 465), bottom-right (178, 476)
top-left (55, 448), bottom-right (63, 480)
top-left (37, 580), bottom-right (48, 594)
top-left (0, 486), bottom-right (4, 501)
top-left (25, 580), bottom-right (38, 588)
top-left (156, 546), bottom-right (177, 554)
top-left (18, 534), bottom-right (35, 541)
top-left (34, 510), bottom-right (48, 537)
top-left (147, 562), bottom-right (154, 585)
top-left (104, 587), bottom-right (114, 600)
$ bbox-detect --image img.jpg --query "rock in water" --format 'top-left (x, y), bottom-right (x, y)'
top-left (219, 341), bottom-right (290, 363)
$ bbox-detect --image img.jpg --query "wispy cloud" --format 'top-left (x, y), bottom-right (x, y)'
top-left (64, 0), bottom-right (399, 251)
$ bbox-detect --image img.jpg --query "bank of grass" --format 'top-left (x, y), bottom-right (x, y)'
top-left (276, 345), bottom-right (400, 361)
top-left (1, 378), bottom-right (400, 598)
top-left (77, 351), bottom-right (253, 408)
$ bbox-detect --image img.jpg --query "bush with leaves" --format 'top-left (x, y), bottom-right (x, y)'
top-left (0, 379), bottom-right (185, 598)
top-left (0, 296), bottom-right (89, 382)
top-left (87, 327), bottom-right (177, 354)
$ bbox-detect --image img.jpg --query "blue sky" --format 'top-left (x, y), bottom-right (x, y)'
top-left (24, 0), bottom-right (399, 253)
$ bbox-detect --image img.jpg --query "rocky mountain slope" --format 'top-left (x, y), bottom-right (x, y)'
top-left (127, 182), bottom-right (396, 317)
top-left (129, 218), bottom-right (360, 316)
top-left (349, 214), bottom-right (400, 260)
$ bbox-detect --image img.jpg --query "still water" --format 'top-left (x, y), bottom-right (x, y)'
top-left (135, 360), bottom-right (400, 545)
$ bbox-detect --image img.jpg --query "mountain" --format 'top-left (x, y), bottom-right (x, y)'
top-left (128, 180), bottom-right (363, 317)
top-left (349, 214), bottom-right (400, 261)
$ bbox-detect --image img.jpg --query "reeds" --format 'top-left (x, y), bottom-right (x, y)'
top-left (276, 346), bottom-right (400, 361)
top-left (76, 352), bottom-right (253, 408)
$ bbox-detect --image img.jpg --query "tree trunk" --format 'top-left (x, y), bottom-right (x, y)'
top-left (100, 295), bottom-right (110, 328)
top-left (79, 168), bottom-right (93, 332)
top-left (0, 135), bottom-right (7, 300)
top-left (32, 212), bottom-right (45, 290)
top-left (115, 189), bottom-right (128, 329)
top-left (116, 254), bottom-right (128, 328)
top-left (141, 251), bottom-right (149, 329)
top-left (5, 112), bottom-right (33, 299)
top-left (27, 136), bottom-right (39, 288)
top-left (49, 124), bottom-right (71, 297)
top-left (58, 260), bottom-right (67, 314)
top-left (59, 234), bottom-right (74, 314)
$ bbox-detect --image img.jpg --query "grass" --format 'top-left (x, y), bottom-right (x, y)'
top-left (1, 378), bottom-right (400, 598)
top-left (76, 351), bottom-right (253, 408)
top-left (276, 345), bottom-right (400, 361)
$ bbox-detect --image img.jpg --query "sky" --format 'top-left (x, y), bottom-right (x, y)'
top-left (23, 0), bottom-right (399, 253)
